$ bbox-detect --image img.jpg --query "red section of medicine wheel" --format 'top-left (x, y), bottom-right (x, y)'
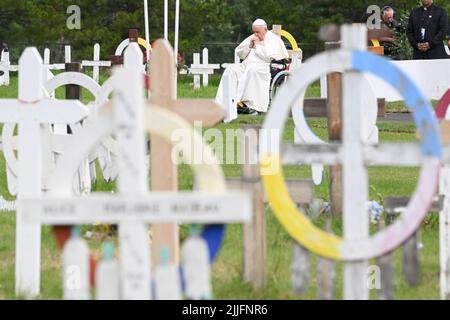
top-left (435, 89), bottom-right (450, 120)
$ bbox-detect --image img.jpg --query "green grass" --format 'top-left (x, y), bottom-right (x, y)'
top-left (0, 73), bottom-right (441, 300)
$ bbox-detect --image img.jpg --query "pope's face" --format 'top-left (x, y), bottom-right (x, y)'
top-left (252, 25), bottom-right (267, 41)
top-left (383, 10), bottom-right (394, 23)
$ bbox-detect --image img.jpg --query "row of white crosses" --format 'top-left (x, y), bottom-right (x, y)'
top-left (0, 46), bottom-right (71, 87)
top-left (1, 44), bottom-right (109, 87)
top-left (0, 47), bottom-right (89, 296)
top-left (82, 43), bottom-right (111, 83)
top-left (189, 48), bottom-right (220, 89)
top-left (1, 54), bottom-right (119, 198)
top-left (0, 50), bottom-right (18, 86)
top-left (13, 42), bottom-right (251, 299)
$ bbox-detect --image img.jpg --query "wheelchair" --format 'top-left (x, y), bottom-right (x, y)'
top-left (269, 58), bottom-right (292, 108)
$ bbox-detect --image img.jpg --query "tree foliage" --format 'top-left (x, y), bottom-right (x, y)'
top-left (0, 0), bottom-right (448, 62)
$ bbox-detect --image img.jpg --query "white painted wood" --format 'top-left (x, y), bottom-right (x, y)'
top-left (95, 242), bottom-right (120, 300)
top-left (193, 53), bottom-right (201, 89)
top-left (21, 192), bottom-right (250, 225)
top-left (341, 24), bottom-right (368, 300)
top-left (114, 43), bottom-right (152, 300)
top-left (81, 44), bottom-right (112, 83)
top-left (202, 48), bottom-right (210, 87)
top-left (182, 231), bottom-right (212, 299)
top-left (0, 50), bottom-right (18, 86)
top-left (44, 49), bottom-right (50, 65)
top-left (42, 49), bottom-right (56, 98)
top-left (62, 227), bottom-right (90, 300)
top-left (15, 49), bottom-right (44, 297)
top-left (320, 74), bottom-right (328, 98)
top-left (221, 53), bottom-right (240, 69)
top-left (155, 247), bottom-right (183, 300)
top-left (1, 70), bottom-right (101, 196)
top-left (164, 0), bottom-right (169, 41)
top-left (65, 46), bottom-right (71, 63)
top-left (190, 49), bottom-right (220, 89)
top-left (0, 48), bottom-right (89, 297)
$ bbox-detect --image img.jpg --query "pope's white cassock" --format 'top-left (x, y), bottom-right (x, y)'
top-left (215, 27), bottom-right (289, 122)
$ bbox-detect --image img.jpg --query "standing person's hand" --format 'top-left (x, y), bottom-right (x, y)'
top-left (448, 40), bottom-right (450, 48)
top-left (417, 42), bottom-right (430, 52)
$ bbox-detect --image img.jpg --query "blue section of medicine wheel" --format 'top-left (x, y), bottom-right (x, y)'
top-left (351, 51), bottom-right (441, 158)
top-left (201, 224), bottom-right (225, 262)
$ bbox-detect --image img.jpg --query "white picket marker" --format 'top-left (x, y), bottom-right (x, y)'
top-left (43, 49), bottom-right (56, 98)
top-left (82, 43), bottom-right (111, 83)
top-left (190, 49), bottom-right (220, 89)
top-left (182, 226), bottom-right (212, 300)
top-left (155, 246), bottom-right (183, 300)
top-left (0, 47), bottom-right (88, 297)
top-left (95, 242), bottom-right (120, 300)
top-left (115, 43), bottom-right (152, 300)
top-left (65, 45), bottom-right (71, 63)
top-left (221, 53), bottom-right (240, 70)
top-left (63, 227), bottom-right (90, 300)
top-left (0, 50), bottom-right (18, 86)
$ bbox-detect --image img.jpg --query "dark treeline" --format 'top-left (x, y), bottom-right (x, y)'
top-left (0, 0), bottom-right (448, 62)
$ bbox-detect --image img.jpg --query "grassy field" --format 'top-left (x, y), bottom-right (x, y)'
top-left (0, 73), bottom-right (441, 300)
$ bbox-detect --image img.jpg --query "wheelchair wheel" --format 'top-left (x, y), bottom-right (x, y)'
top-left (269, 71), bottom-right (290, 108)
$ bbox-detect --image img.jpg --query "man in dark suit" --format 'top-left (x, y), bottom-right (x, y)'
top-left (406, 0), bottom-right (448, 59)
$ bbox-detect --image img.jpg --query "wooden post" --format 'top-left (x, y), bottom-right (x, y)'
top-left (65, 62), bottom-right (81, 101)
top-left (112, 29), bottom-right (140, 66)
top-left (325, 41), bottom-right (343, 216)
top-left (148, 40), bottom-right (225, 267)
top-left (241, 125), bottom-right (265, 288)
top-left (403, 231), bottom-right (420, 286)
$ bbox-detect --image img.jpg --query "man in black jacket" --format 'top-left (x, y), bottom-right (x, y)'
top-left (406, 0), bottom-right (448, 59)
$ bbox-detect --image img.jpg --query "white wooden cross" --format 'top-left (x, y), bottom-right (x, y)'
top-left (0, 50), bottom-right (18, 86)
top-left (189, 48), bottom-right (220, 89)
top-left (0, 48), bottom-right (88, 297)
top-left (18, 43), bottom-right (251, 299)
top-left (262, 24), bottom-right (441, 300)
top-left (221, 53), bottom-right (240, 70)
top-left (82, 43), bottom-right (112, 83)
top-left (46, 46), bottom-right (72, 71)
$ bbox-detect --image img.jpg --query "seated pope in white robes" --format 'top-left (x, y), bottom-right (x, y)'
top-left (215, 19), bottom-right (289, 122)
